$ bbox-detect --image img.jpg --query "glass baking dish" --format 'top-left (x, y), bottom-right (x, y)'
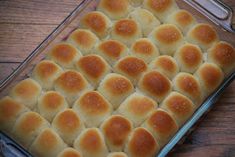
top-left (0, 0), bottom-right (234, 156)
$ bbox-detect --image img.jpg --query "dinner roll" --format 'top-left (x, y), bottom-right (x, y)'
top-left (142, 109), bottom-right (178, 147)
top-left (54, 70), bottom-right (92, 105)
top-left (125, 127), bottom-right (159, 157)
top-left (100, 115), bottom-right (133, 151)
top-left (12, 111), bottom-right (49, 148)
top-left (138, 70), bottom-right (172, 102)
top-left (74, 128), bottom-right (108, 157)
top-left (10, 78), bottom-right (41, 110)
top-left (75, 54), bottom-right (111, 87)
top-left (107, 152), bottom-right (128, 157)
top-left (172, 72), bottom-right (202, 105)
top-left (166, 9), bottom-right (196, 34)
top-left (129, 8), bottom-right (160, 36)
top-left (149, 55), bottom-right (179, 80)
top-left (143, 0), bottom-right (179, 22)
top-left (47, 43), bottom-right (82, 69)
top-left (97, 0), bottom-right (132, 20)
top-left (111, 19), bottom-right (142, 47)
top-left (80, 11), bottom-right (112, 38)
top-left (149, 24), bottom-right (184, 56)
top-left (174, 43), bottom-right (203, 73)
top-left (98, 73), bottom-right (134, 109)
top-left (160, 92), bottom-right (195, 126)
top-left (32, 60), bottom-right (63, 90)
top-left (195, 63), bottom-right (224, 97)
top-left (73, 91), bottom-right (113, 127)
top-left (95, 39), bottom-right (129, 66)
top-left (29, 128), bottom-right (67, 157)
top-left (130, 38), bottom-right (160, 63)
top-left (67, 29), bottom-right (99, 55)
top-left (57, 148), bottom-right (82, 157)
top-left (52, 109), bottom-right (84, 146)
top-left (114, 56), bottom-right (148, 84)
top-left (186, 23), bottom-right (218, 51)
top-left (207, 41), bottom-right (235, 75)
top-left (0, 96), bottom-right (28, 133)
top-left (118, 92), bottom-right (157, 127)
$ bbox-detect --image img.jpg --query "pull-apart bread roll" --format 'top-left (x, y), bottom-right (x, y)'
top-left (75, 54), bottom-right (111, 87)
top-left (95, 39), bottom-right (129, 66)
top-left (29, 128), bottom-right (67, 157)
top-left (143, 0), bottom-right (179, 22)
top-left (125, 127), bottom-right (159, 157)
top-left (166, 9), bottom-right (197, 35)
top-left (114, 56), bottom-right (148, 84)
top-left (37, 91), bottom-right (68, 122)
top-left (0, 96), bottom-right (28, 133)
top-left (138, 70), bottom-right (172, 102)
top-left (32, 60), bottom-right (63, 90)
top-left (129, 8), bottom-right (160, 37)
top-left (67, 29), bottom-right (99, 55)
top-left (111, 19), bottom-right (142, 47)
top-left (130, 38), bottom-right (160, 63)
top-left (10, 78), bottom-right (41, 110)
top-left (160, 92), bottom-right (195, 126)
top-left (54, 70), bottom-right (92, 105)
top-left (52, 109), bottom-right (84, 146)
top-left (107, 152), bottom-right (128, 157)
top-left (98, 73), bottom-right (134, 109)
top-left (97, 0), bottom-right (132, 20)
top-left (80, 11), bottom-right (112, 38)
top-left (74, 128), bottom-right (109, 157)
top-left (174, 43), bottom-right (203, 73)
top-left (186, 23), bottom-right (218, 51)
top-left (149, 24), bottom-right (184, 56)
top-left (58, 148), bottom-right (82, 157)
top-left (149, 55), bottom-right (179, 80)
top-left (12, 111), bottom-right (49, 148)
top-left (142, 109), bottom-right (178, 147)
top-left (47, 43), bottom-right (82, 69)
top-left (73, 91), bottom-right (113, 127)
top-left (195, 63), bottom-right (224, 98)
top-left (100, 115), bottom-right (133, 151)
top-left (118, 92), bottom-right (157, 127)
top-left (207, 41), bottom-right (235, 75)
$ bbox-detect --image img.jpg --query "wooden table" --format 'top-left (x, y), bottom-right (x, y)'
top-left (0, 0), bottom-right (234, 157)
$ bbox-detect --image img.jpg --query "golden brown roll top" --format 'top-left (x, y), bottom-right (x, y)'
top-left (149, 55), bottom-right (179, 80)
top-left (129, 8), bottom-right (160, 37)
top-left (29, 128), bottom-right (67, 157)
top-left (125, 127), bottom-right (159, 157)
top-left (74, 128), bottom-right (109, 157)
top-left (174, 43), bottom-right (203, 73)
top-left (75, 54), bottom-right (111, 87)
top-left (37, 91), bottom-right (68, 122)
top-left (138, 70), bottom-right (172, 102)
top-left (130, 38), bottom-right (160, 63)
top-left (73, 91), bottom-right (113, 127)
top-left (52, 109), bottom-right (84, 146)
top-left (186, 23), bottom-right (218, 51)
top-left (160, 92), bottom-right (195, 126)
top-left (142, 109), bottom-right (178, 147)
top-left (107, 152), bottom-right (128, 157)
top-left (10, 78), bottom-right (41, 110)
top-left (118, 92), bottom-right (157, 127)
top-left (101, 115), bottom-right (133, 152)
top-left (98, 73), bottom-right (134, 109)
top-left (149, 24), bottom-right (184, 56)
top-left (47, 43), bottom-right (82, 69)
top-left (67, 29), bottom-right (99, 55)
top-left (207, 41), bottom-right (235, 75)
top-left (80, 11), bottom-right (112, 38)
top-left (57, 148), bottom-right (82, 157)
top-left (111, 19), bottom-right (142, 47)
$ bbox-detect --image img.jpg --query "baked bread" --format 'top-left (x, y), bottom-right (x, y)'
top-left (107, 152), bottom-right (128, 157)
top-left (57, 148), bottom-right (82, 157)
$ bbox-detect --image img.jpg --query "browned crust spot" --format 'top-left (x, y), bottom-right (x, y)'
top-left (114, 19), bottom-right (138, 37)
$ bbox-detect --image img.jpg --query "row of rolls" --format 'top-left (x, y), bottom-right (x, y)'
top-left (0, 0), bottom-right (235, 157)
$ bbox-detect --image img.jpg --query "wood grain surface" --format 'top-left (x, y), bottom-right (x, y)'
top-left (0, 0), bottom-right (235, 157)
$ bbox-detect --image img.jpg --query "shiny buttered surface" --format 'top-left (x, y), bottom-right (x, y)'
top-left (0, 0), bottom-right (235, 157)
